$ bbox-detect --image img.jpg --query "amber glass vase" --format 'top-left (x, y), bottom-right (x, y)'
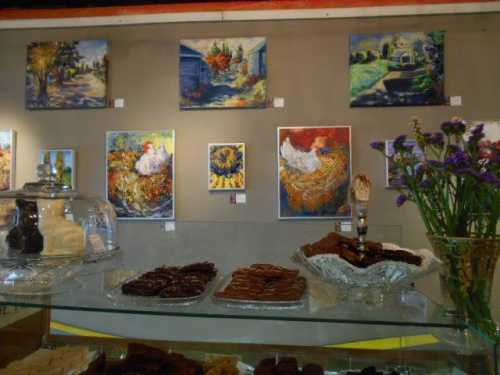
top-left (427, 235), bottom-right (500, 339)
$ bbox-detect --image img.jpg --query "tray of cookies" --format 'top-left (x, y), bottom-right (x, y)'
top-left (106, 262), bottom-right (218, 306)
top-left (213, 264), bottom-right (307, 309)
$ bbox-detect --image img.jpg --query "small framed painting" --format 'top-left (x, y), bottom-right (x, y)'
top-left (385, 139), bottom-right (424, 189)
top-left (278, 126), bottom-right (352, 219)
top-left (106, 130), bottom-right (175, 220)
top-left (0, 130), bottom-right (16, 191)
top-left (208, 143), bottom-right (245, 190)
top-left (39, 149), bottom-right (76, 189)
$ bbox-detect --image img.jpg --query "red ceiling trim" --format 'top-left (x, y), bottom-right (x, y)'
top-left (0, 0), bottom-right (496, 20)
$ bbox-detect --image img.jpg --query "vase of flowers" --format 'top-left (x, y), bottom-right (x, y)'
top-left (370, 118), bottom-right (499, 337)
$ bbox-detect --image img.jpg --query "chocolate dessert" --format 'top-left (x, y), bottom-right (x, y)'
top-left (121, 262), bottom-right (217, 298)
top-left (302, 363), bottom-right (324, 375)
top-left (216, 264), bottom-right (306, 302)
top-left (302, 232), bottom-right (422, 268)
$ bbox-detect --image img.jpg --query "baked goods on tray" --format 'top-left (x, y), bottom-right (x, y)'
top-left (344, 366), bottom-right (400, 375)
top-left (215, 264), bottom-right (306, 302)
top-left (0, 345), bottom-right (92, 375)
top-left (121, 262), bottom-right (217, 299)
top-left (82, 343), bottom-right (203, 375)
top-left (302, 232), bottom-right (422, 268)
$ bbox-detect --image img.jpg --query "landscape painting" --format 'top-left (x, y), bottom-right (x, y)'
top-left (0, 130), bottom-right (15, 191)
top-left (208, 143), bottom-right (245, 190)
top-left (39, 149), bottom-right (76, 189)
top-left (106, 131), bottom-right (175, 220)
top-left (349, 31), bottom-right (445, 107)
top-left (278, 127), bottom-right (351, 219)
top-left (180, 37), bottom-right (267, 109)
top-left (385, 139), bottom-right (424, 189)
top-left (26, 40), bottom-right (108, 109)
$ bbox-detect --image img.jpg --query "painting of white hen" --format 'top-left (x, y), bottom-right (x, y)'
top-left (278, 126), bottom-right (351, 219)
top-left (106, 130), bottom-right (175, 220)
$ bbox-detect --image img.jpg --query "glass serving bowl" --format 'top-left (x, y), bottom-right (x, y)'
top-left (293, 243), bottom-right (441, 303)
top-left (0, 162), bottom-right (119, 263)
top-left (0, 256), bottom-right (83, 295)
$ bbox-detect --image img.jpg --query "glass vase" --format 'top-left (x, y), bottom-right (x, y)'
top-left (427, 234), bottom-right (500, 339)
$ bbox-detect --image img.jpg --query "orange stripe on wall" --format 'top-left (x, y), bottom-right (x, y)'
top-left (0, 0), bottom-right (497, 20)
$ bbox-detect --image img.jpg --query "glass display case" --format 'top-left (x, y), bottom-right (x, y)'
top-left (0, 221), bottom-right (498, 375)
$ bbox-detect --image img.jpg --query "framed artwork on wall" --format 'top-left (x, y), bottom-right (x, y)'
top-left (278, 126), bottom-right (351, 219)
top-left (349, 31), bottom-right (445, 107)
top-left (180, 37), bottom-right (267, 109)
top-left (385, 139), bottom-right (424, 189)
top-left (0, 130), bottom-right (16, 191)
top-left (39, 149), bottom-right (76, 189)
top-left (26, 40), bottom-right (109, 109)
top-left (208, 143), bottom-right (245, 191)
top-left (106, 130), bottom-right (175, 220)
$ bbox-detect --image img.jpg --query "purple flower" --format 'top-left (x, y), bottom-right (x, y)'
top-left (370, 141), bottom-right (385, 151)
top-left (441, 119), bottom-right (466, 136)
top-left (468, 124), bottom-right (485, 144)
top-left (393, 135), bottom-right (407, 151)
top-left (479, 171), bottom-right (500, 187)
top-left (416, 164), bottom-right (425, 179)
top-left (447, 144), bottom-right (461, 154)
top-left (396, 194), bottom-right (408, 207)
top-left (419, 179), bottom-right (433, 189)
top-left (428, 160), bottom-right (444, 169)
top-left (445, 150), bottom-right (471, 170)
top-left (422, 132), bottom-right (432, 144)
top-left (430, 132), bottom-right (444, 148)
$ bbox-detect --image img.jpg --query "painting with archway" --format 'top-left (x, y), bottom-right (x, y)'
top-left (349, 31), bottom-right (445, 107)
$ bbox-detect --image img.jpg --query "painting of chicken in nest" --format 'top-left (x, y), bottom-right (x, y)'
top-left (278, 126), bottom-right (351, 219)
top-left (106, 130), bottom-right (175, 220)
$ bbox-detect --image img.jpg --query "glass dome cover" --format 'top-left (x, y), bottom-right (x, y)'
top-left (0, 161), bottom-right (119, 262)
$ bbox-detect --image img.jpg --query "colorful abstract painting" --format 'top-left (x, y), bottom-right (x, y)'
top-left (39, 149), bottom-right (76, 189)
top-left (208, 143), bottom-right (245, 190)
top-left (385, 139), bottom-right (424, 189)
top-left (106, 131), bottom-right (175, 220)
top-left (278, 127), bottom-right (351, 219)
top-left (26, 40), bottom-right (108, 109)
top-left (0, 130), bottom-right (15, 191)
top-left (180, 37), bottom-right (267, 109)
top-left (349, 32), bottom-right (445, 107)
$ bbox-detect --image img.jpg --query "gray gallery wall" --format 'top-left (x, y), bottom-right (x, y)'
top-left (0, 12), bottom-right (499, 327)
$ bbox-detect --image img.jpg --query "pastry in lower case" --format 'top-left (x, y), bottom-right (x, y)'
top-left (121, 262), bottom-right (217, 298)
top-left (216, 264), bottom-right (306, 302)
top-left (253, 357), bottom-right (324, 375)
top-left (0, 346), bottom-right (91, 375)
top-left (203, 356), bottom-right (239, 375)
top-left (345, 367), bottom-right (400, 375)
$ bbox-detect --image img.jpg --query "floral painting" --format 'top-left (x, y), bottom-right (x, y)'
top-left (39, 149), bottom-right (76, 189)
top-left (385, 139), bottom-right (424, 188)
top-left (106, 131), bottom-right (175, 220)
top-left (278, 127), bottom-right (351, 219)
top-left (349, 32), bottom-right (445, 107)
top-left (26, 40), bottom-right (108, 109)
top-left (180, 37), bottom-right (267, 109)
top-left (0, 130), bottom-right (15, 191)
top-left (208, 143), bottom-right (245, 190)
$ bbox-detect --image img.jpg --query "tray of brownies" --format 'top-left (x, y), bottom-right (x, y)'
top-left (213, 264), bottom-right (307, 310)
top-left (106, 262), bottom-right (218, 306)
top-left (293, 233), bottom-right (441, 292)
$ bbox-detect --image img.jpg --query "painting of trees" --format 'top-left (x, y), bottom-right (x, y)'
top-left (26, 40), bottom-right (108, 109)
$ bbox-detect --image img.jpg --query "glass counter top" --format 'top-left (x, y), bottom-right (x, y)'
top-left (0, 221), bottom-right (474, 330)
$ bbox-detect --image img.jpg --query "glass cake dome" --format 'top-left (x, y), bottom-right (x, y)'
top-left (0, 160), bottom-right (119, 262)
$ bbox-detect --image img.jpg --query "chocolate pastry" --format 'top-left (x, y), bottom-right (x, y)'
top-left (276, 357), bottom-right (299, 375)
top-left (121, 262), bottom-right (217, 298)
top-left (345, 366), bottom-right (397, 375)
top-left (302, 232), bottom-right (422, 268)
top-left (6, 199), bottom-right (44, 254)
top-left (216, 264), bottom-right (306, 302)
top-left (302, 363), bottom-right (324, 375)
